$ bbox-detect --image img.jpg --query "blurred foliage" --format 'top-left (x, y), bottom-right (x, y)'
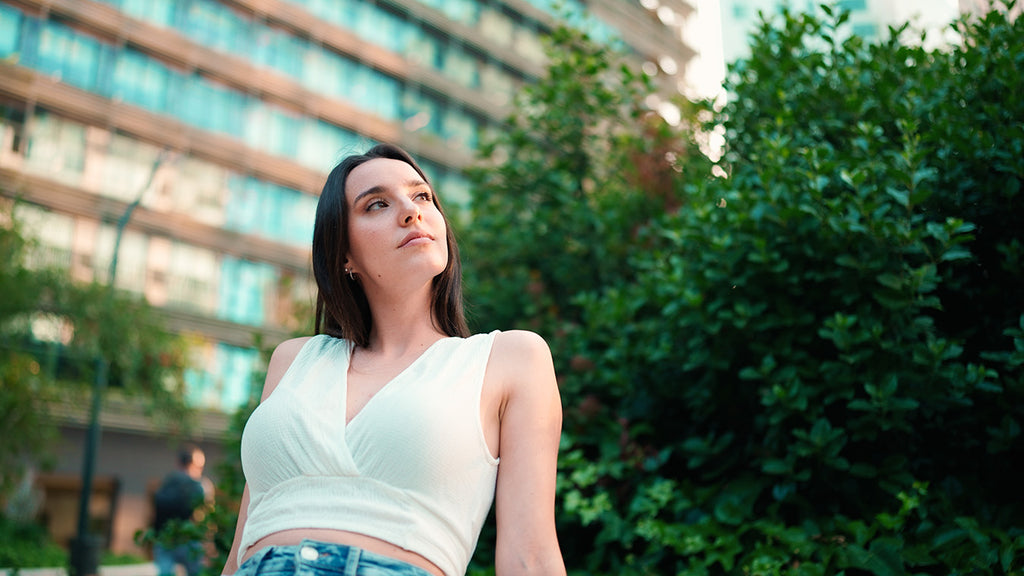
top-left (463, 23), bottom-right (708, 334)
top-left (464, 3), bottom-right (1022, 575)
top-left (0, 199), bottom-right (191, 534)
top-left (0, 206), bottom-right (59, 501)
top-left (0, 514), bottom-right (67, 570)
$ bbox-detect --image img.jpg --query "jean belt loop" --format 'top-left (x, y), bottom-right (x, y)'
top-left (344, 546), bottom-right (362, 576)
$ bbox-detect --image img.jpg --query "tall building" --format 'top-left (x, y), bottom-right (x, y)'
top-left (717, 0), bottom-right (964, 77)
top-left (0, 0), bottom-right (699, 557)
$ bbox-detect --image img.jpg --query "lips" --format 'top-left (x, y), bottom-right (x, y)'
top-left (399, 230), bottom-right (433, 248)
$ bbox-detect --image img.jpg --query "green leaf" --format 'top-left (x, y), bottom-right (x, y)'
top-left (940, 247), bottom-right (972, 262)
top-left (885, 186), bottom-right (910, 208)
top-left (762, 459), bottom-right (792, 475)
top-left (876, 273), bottom-right (904, 289)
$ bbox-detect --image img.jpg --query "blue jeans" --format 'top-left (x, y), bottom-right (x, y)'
top-left (154, 541), bottom-right (204, 576)
top-left (236, 540), bottom-right (435, 576)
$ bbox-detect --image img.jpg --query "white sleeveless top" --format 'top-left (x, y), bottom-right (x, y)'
top-left (238, 332), bottom-right (500, 575)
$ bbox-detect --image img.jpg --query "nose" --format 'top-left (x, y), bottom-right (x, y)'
top-left (402, 201), bottom-right (422, 225)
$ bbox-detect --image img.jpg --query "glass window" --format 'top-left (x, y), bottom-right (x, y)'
top-left (0, 105), bottom-right (27, 163)
top-left (266, 182), bottom-right (317, 247)
top-left (401, 90), bottom-right (443, 139)
top-left (225, 176), bottom-right (315, 247)
top-left (167, 241), bottom-right (218, 314)
top-left (302, 46), bottom-right (350, 99)
top-left (853, 22), bottom-right (877, 38)
top-left (479, 8), bottom-right (514, 48)
top-left (441, 0), bottom-right (480, 26)
top-left (111, 49), bottom-right (169, 112)
top-left (253, 25), bottom-right (305, 79)
top-left (99, 132), bottom-right (163, 204)
top-left (286, 190), bottom-right (318, 247)
top-left (405, 29), bottom-right (442, 68)
top-left (838, 0), bottom-right (868, 11)
top-left (362, 69), bottom-right (402, 119)
top-left (215, 343), bottom-right (259, 409)
top-left (341, 0), bottom-right (369, 36)
top-left (120, 0), bottom-right (176, 27)
top-left (184, 342), bottom-right (258, 410)
top-left (438, 172), bottom-right (471, 211)
top-left (345, 64), bottom-right (372, 111)
top-left (480, 62), bottom-right (516, 106)
top-left (181, 0), bottom-right (248, 56)
top-left (0, 4), bottom-right (22, 58)
top-left (441, 107), bottom-right (477, 151)
top-left (217, 256), bottom-right (276, 326)
top-left (361, 6), bottom-right (408, 54)
top-left (513, 25), bottom-right (546, 65)
top-left (296, 119), bottom-right (363, 173)
top-left (184, 366), bottom-right (214, 408)
top-left (35, 21), bottom-right (101, 90)
top-left (300, 0), bottom-right (356, 24)
top-left (13, 203), bottom-right (74, 271)
top-left (176, 74), bottom-right (245, 136)
top-left (245, 103), bottom-right (301, 159)
top-left (25, 112), bottom-right (87, 183)
top-left (224, 175), bottom-right (260, 237)
top-left (94, 225), bottom-right (149, 292)
top-left (441, 42), bottom-right (479, 88)
top-left (167, 156), bottom-right (228, 226)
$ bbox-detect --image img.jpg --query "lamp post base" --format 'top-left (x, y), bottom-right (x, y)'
top-left (69, 535), bottom-right (102, 576)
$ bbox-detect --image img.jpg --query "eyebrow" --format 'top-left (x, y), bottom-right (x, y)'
top-left (352, 178), bottom-right (430, 205)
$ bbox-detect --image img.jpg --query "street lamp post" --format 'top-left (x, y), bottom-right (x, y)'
top-left (69, 152), bottom-right (170, 576)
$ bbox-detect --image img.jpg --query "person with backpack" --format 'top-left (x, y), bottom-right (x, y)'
top-left (153, 443), bottom-right (214, 576)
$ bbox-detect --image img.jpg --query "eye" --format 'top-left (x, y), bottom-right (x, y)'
top-left (365, 198), bottom-right (388, 211)
top-left (414, 190), bottom-right (433, 202)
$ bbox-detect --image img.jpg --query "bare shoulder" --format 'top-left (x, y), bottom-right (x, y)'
top-left (269, 336), bottom-right (313, 366)
top-left (261, 336), bottom-right (313, 400)
top-left (489, 330), bottom-right (557, 401)
top-left (491, 329), bottom-right (552, 364)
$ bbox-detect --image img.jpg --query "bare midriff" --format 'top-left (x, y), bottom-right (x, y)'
top-left (242, 528), bottom-right (445, 576)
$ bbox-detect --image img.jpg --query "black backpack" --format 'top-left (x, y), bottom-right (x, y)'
top-left (153, 472), bottom-right (204, 532)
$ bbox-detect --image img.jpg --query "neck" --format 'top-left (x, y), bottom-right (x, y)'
top-left (361, 282), bottom-right (446, 357)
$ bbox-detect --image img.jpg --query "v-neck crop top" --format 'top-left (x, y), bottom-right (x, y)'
top-left (237, 332), bottom-right (501, 575)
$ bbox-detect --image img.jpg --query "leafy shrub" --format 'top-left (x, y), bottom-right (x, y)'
top-left (0, 515), bottom-right (66, 569)
top-left (465, 4), bottom-right (1023, 575)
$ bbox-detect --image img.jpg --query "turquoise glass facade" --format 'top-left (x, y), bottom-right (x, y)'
top-left (0, 0), bottom-right (630, 411)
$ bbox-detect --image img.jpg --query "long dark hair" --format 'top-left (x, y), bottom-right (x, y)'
top-left (312, 143), bottom-right (469, 346)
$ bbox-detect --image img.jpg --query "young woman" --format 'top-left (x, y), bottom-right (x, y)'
top-left (222, 144), bottom-right (566, 576)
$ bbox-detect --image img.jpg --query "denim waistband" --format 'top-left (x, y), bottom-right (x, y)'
top-left (237, 539), bottom-right (436, 576)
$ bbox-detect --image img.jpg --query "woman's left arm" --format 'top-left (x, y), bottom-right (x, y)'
top-left (491, 330), bottom-right (567, 576)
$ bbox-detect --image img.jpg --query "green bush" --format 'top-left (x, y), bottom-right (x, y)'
top-left (465, 4), bottom-right (1022, 575)
top-left (0, 516), bottom-right (66, 569)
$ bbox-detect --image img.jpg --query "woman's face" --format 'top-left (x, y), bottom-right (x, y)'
top-left (344, 157), bottom-right (448, 288)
